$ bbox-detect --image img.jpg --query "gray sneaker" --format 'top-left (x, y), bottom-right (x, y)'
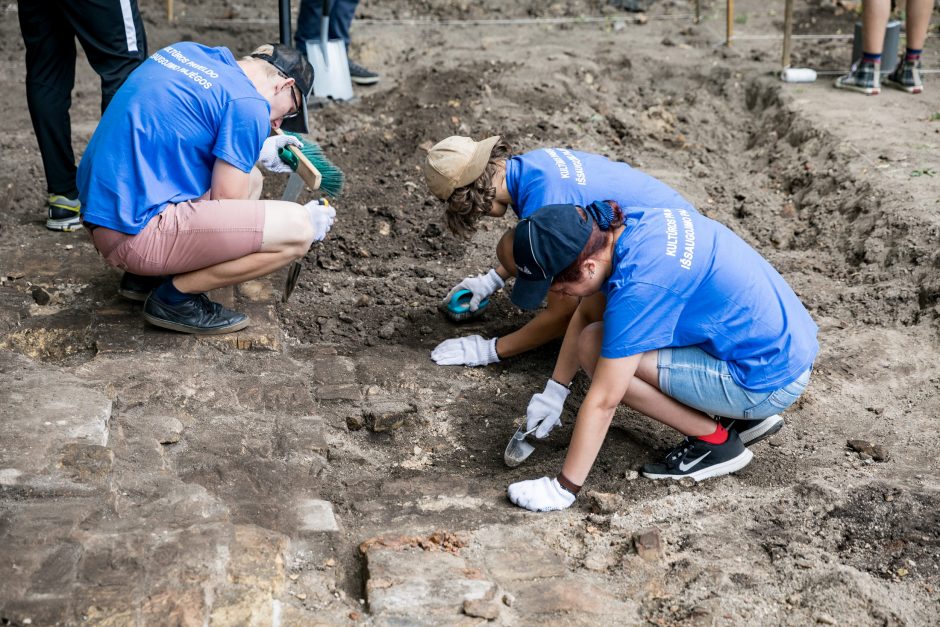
top-left (46, 194), bottom-right (82, 231)
top-left (834, 61), bottom-right (880, 95)
top-left (884, 58), bottom-right (923, 94)
top-left (348, 60), bottom-right (379, 85)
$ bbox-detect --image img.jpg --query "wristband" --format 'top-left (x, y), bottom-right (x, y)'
top-left (556, 471), bottom-right (582, 496)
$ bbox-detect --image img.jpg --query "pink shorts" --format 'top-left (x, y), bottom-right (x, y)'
top-left (90, 198), bottom-right (266, 276)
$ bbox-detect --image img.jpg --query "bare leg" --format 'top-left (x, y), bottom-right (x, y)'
top-left (248, 166), bottom-right (263, 201)
top-left (173, 199), bottom-right (314, 294)
top-left (905, 0), bottom-right (933, 51)
top-left (862, 0), bottom-right (890, 54)
top-left (577, 322), bottom-right (716, 437)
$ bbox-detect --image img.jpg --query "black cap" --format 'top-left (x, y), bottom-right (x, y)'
top-left (511, 204), bottom-right (593, 310)
top-left (251, 43), bottom-right (314, 133)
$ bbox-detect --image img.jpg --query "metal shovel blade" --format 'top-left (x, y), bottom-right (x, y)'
top-left (305, 39), bottom-right (353, 101)
top-left (503, 426), bottom-right (536, 468)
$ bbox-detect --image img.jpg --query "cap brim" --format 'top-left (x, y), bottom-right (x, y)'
top-left (455, 135), bottom-right (501, 189)
top-left (280, 93), bottom-right (310, 134)
top-left (510, 276), bottom-right (552, 311)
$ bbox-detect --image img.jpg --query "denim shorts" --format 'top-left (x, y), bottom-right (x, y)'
top-left (657, 346), bottom-right (811, 420)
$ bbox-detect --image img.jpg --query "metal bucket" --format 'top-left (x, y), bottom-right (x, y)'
top-left (851, 20), bottom-right (902, 74)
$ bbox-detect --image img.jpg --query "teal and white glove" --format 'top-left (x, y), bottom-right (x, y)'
top-left (443, 269), bottom-right (504, 312)
top-left (259, 134), bottom-right (303, 173)
top-left (508, 477), bottom-right (575, 512)
top-left (431, 335), bottom-right (499, 367)
top-left (526, 379), bottom-right (570, 439)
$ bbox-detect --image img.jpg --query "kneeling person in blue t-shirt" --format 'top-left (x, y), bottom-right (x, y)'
top-left (77, 42), bottom-right (335, 334)
top-left (422, 136), bottom-right (695, 367)
top-left (503, 202), bottom-right (818, 512)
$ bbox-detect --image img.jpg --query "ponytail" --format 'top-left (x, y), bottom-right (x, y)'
top-left (553, 200), bottom-right (624, 284)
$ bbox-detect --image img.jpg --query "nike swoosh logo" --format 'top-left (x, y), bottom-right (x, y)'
top-left (678, 451), bottom-right (711, 472)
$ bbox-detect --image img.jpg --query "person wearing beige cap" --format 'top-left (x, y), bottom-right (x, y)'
top-left (422, 135), bottom-right (695, 367)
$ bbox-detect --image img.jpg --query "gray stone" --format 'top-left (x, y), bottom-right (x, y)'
top-left (296, 499), bottom-right (339, 532)
top-left (307, 355), bottom-right (357, 386)
top-left (586, 490), bottom-right (624, 514)
top-left (0, 360), bottom-right (111, 482)
top-left (346, 413), bottom-right (365, 431)
top-left (362, 540), bottom-right (494, 620)
top-left (463, 597), bottom-right (501, 620)
top-left (847, 439), bottom-right (890, 462)
top-left (364, 400), bottom-right (416, 433)
top-left (316, 384), bottom-right (362, 402)
top-left (633, 527), bottom-right (663, 561)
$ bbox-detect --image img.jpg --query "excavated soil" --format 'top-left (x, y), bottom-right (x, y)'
top-left (1, 0), bottom-right (939, 625)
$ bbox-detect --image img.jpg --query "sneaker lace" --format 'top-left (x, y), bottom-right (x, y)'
top-left (664, 437), bottom-right (694, 467)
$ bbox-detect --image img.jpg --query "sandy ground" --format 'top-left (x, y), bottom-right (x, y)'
top-left (1, 0), bottom-right (939, 625)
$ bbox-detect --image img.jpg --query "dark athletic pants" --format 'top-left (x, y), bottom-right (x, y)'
top-left (18, 0), bottom-right (147, 198)
top-left (294, 0), bottom-right (360, 49)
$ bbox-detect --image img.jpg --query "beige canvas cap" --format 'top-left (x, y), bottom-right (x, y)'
top-left (423, 135), bottom-right (501, 200)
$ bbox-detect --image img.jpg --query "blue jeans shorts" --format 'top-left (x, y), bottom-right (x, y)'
top-left (657, 347), bottom-right (811, 420)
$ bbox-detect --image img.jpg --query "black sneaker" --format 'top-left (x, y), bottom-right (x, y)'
top-left (46, 194), bottom-right (82, 231)
top-left (119, 272), bottom-right (166, 302)
top-left (348, 60), bottom-right (379, 85)
top-left (143, 290), bottom-right (249, 335)
top-left (718, 415), bottom-right (784, 446)
top-left (641, 431), bottom-right (753, 481)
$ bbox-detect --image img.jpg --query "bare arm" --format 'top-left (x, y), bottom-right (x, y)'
top-left (561, 353), bottom-right (638, 484)
top-left (550, 292), bottom-right (607, 385)
top-left (494, 290), bottom-right (580, 359)
top-left (210, 159), bottom-right (251, 200)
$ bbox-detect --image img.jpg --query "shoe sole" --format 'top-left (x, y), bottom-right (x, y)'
top-left (642, 448), bottom-right (754, 482)
top-left (883, 80), bottom-right (922, 94)
top-left (738, 414), bottom-right (784, 446)
top-left (143, 312), bottom-right (251, 335)
top-left (46, 218), bottom-right (83, 232)
top-left (351, 76), bottom-right (379, 85)
top-left (833, 83), bottom-right (880, 95)
top-left (118, 289), bottom-right (150, 302)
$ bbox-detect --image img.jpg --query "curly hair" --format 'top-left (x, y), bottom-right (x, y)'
top-left (553, 201), bottom-right (625, 285)
top-left (443, 140), bottom-right (513, 238)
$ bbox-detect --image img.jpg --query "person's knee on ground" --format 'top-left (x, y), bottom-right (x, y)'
top-left (261, 200), bottom-right (316, 260)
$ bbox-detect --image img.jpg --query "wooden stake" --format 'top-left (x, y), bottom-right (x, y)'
top-left (696, 0), bottom-right (701, 24)
top-left (782, 0), bottom-right (795, 68)
top-left (167, 0), bottom-right (174, 23)
top-left (726, 0), bottom-right (734, 46)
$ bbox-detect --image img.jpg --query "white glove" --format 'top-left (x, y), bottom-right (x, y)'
top-left (444, 269), bottom-right (504, 312)
top-left (431, 335), bottom-right (499, 367)
top-left (259, 134), bottom-right (303, 173)
top-left (508, 477), bottom-right (575, 512)
top-left (526, 379), bottom-right (570, 439)
top-left (304, 199), bottom-right (336, 241)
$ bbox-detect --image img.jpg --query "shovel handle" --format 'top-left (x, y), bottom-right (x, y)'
top-left (273, 128), bottom-right (322, 191)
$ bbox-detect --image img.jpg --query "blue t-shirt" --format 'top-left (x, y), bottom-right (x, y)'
top-left (78, 42), bottom-right (270, 234)
top-left (504, 148), bottom-right (694, 219)
top-left (600, 206), bottom-right (818, 392)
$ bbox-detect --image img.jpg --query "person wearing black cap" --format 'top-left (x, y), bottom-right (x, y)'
top-left (76, 42), bottom-right (336, 334)
top-left (504, 201), bottom-right (818, 511)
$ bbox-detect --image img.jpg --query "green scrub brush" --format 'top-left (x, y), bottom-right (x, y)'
top-left (277, 130), bottom-right (345, 197)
